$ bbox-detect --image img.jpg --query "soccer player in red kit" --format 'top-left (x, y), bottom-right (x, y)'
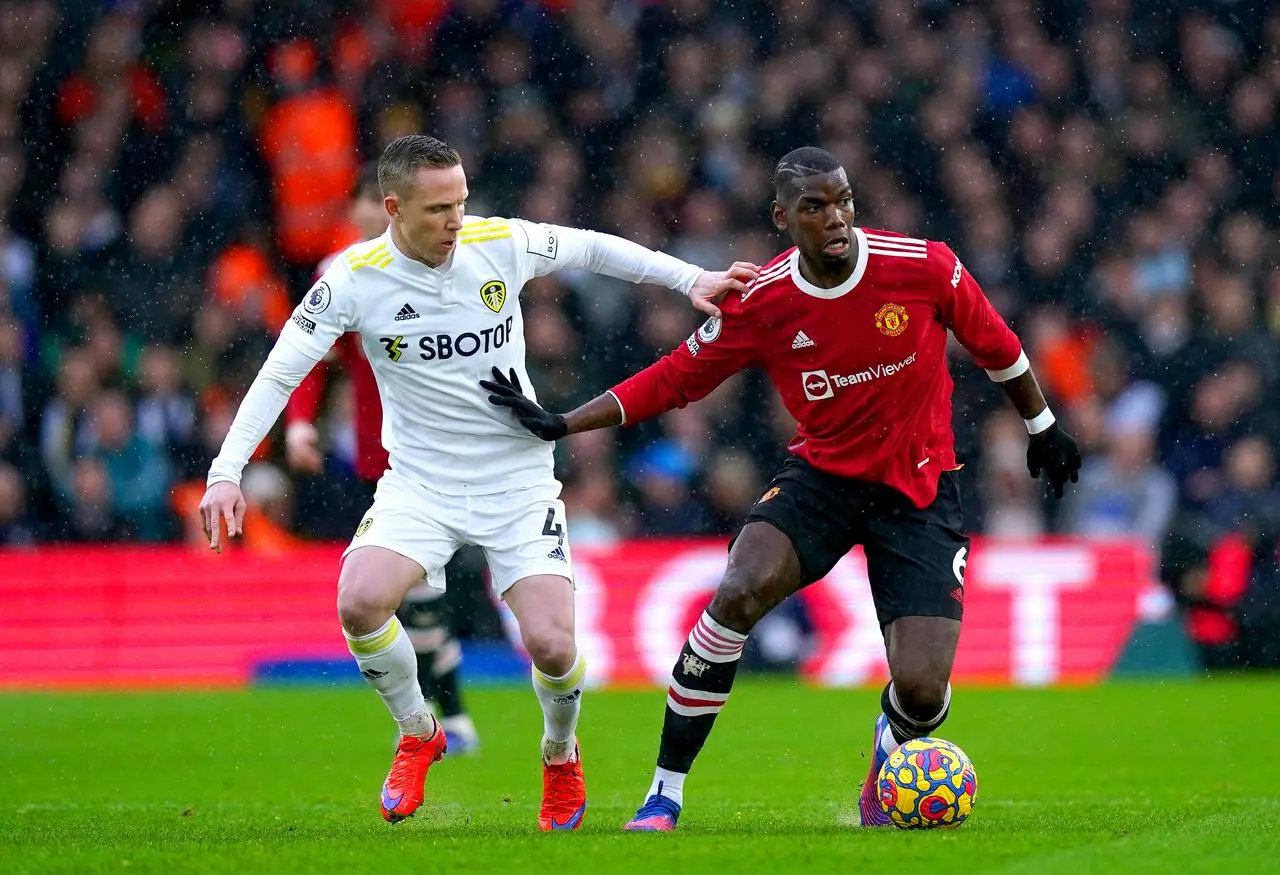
top-left (285, 163), bottom-right (480, 754)
top-left (482, 147), bottom-right (1082, 831)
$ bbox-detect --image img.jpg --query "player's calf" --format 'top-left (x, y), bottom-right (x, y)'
top-left (340, 548), bottom-right (447, 820)
top-left (529, 645), bottom-right (587, 829)
top-left (883, 676), bottom-right (951, 742)
top-left (624, 610), bottom-right (746, 832)
top-left (532, 649), bottom-right (586, 764)
top-left (628, 525), bottom-right (802, 831)
top-left (344, 614), bottom-right (435, 738)
top-left (521, 611), bottom-right (582, 763)
top-left (659, 610), bottom-right (746, 777)
top-left (881, 614), bottom-right (960, 745)
top-left (399, 591), bottom-right (480, 754)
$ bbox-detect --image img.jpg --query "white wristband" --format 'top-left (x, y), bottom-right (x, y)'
top-left (1024, 408), bottom-right (1056, 435)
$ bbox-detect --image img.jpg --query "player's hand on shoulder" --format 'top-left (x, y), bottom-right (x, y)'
top-left (689, 262), bottom-right (760, 318)
top-left (198, 481), bottom-right (246, 553)
top-left (480, 367), bottom-right (568, 441)
top-left (1026, 423), bottom-right (1082, 499)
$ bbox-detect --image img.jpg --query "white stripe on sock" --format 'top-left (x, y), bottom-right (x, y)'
top-left (668, 678), bottom-right (730, 703)
top-left (666, 693), bottom-right (725, 718)
top-left (687, 612), bottom-right (747, 663)
top-left (698, 612), bottom-right (748, 645)
top-left (888, 682), bottom-right (952, 733)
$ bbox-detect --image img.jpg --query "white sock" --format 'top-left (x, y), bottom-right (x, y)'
top-left (344, 616), bottom-right (435, 738)
top-left (877, 720), bottom-right (900, 759)
top-left (647, 767), bottom-right (686, 806)
top-left (532, 650), bottom-right (586, 763)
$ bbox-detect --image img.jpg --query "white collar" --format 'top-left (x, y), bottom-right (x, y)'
top-left (387, 229), bottom-right (453, 274)
top-left (788, 227), bottom-right (869, 299)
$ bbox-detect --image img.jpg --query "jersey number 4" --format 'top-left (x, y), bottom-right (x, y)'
top-left (541, 508), bottom-right (565, 546)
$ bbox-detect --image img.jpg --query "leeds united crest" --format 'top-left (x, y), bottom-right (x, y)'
top-left (481, 280), bottom-right (507, 313)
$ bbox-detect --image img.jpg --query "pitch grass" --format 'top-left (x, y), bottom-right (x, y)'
top-left (3, 678), bottom-right (1279, 874)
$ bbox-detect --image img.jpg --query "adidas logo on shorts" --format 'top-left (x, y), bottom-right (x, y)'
top-left (394, 303), bottom-right (420, 321)
top-left (547, 546), bottom-right (567, 562)
top-left (792, 330), bottom-right (815, 349)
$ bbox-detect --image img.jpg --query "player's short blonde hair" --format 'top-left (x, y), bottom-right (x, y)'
top-left (378, 135), bottom-right (462, 196)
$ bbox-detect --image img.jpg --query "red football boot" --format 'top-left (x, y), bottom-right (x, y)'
top-left (539, 742), bottom-right (587, 831)
top-left (380, 723), bottom-right (448, 823)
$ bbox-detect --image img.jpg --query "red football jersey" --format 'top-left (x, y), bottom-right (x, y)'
top-left (285, 251), bottom-right (389, 482)
top-left (610, 228), bottom-right (1024, 509)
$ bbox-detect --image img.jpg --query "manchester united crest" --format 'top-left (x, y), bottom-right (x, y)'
top-left (875, 302), bottom-right (909, 337)
top-left (480, 279), bottom-right (507, 313)
top-left (681, 653), bottom-right (709, 677)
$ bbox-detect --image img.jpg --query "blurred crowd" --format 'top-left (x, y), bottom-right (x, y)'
top-left (1, 0), bottom-right (1278, 652)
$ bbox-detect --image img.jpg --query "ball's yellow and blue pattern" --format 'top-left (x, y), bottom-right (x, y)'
top-left (876, 737), bottom-right (978, 829)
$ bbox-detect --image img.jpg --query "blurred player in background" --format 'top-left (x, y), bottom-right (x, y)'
top-left (284, 163), bottom-right (480, 755)
top-left (483, 146), bottom-right (1082, 832)
top-left (199, 135), bottom-right (758, 830)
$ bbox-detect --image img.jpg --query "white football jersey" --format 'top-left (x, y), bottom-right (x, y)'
top-left (212, 216), bottom-right (701, 495)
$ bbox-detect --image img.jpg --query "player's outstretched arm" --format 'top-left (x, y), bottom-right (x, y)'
top-left (481, 368), bottom-right (622, 440)
top-left (520, 222), bottom-right (758, 317)
top-left (483, 295), bottom-right (756, 441)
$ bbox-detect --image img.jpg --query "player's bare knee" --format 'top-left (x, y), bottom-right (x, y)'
top-left (336, 578), bottom-right (395, 636)
top-left (710, 569), bottom-right (781, 633)
top-left (522, 625), bottom-right (576, 676)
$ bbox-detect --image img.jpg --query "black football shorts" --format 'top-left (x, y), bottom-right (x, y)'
top-left (739, 456), bottom-right (969, 628)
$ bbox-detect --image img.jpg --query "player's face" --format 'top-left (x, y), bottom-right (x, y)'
top-left (351, 192), bottom-right (389, 241)
top-left (772, 170), bottom-right (856, 266)
top-left (386, 164), bottom-right (467, 266)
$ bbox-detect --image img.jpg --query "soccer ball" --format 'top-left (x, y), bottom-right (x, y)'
top-left (877, 737), bottom-right (978, 829)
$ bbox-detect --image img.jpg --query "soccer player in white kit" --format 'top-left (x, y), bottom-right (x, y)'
top-left (198, 135), bottom-right (758, 830)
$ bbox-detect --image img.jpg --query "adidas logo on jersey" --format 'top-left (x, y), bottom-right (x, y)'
top-left (394, 303), bottom-right (420, 321)
top-left (792, 330), bottom-right (815, 349)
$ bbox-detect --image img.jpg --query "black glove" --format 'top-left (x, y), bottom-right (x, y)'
top-left (480, 367), bottom-right (568, 441)
top-left (1027, 422), bottom-right (1082, 499)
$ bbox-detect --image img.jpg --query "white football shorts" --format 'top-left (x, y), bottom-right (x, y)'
top-left (341, 471), bottom-right (573, 598)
